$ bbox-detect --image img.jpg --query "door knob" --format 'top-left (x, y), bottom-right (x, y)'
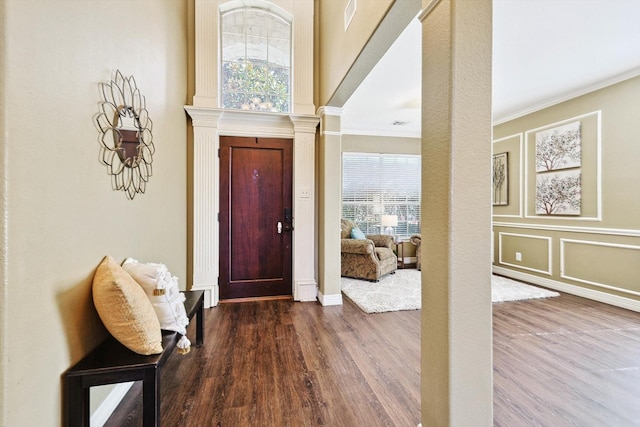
top-left (277, 221), bottom-right (282, 234)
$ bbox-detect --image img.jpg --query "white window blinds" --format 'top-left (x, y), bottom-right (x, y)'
top-left (342, 153), bottom-right (421, 239)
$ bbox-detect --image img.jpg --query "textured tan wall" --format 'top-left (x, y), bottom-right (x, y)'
top-left (315, 0), bottom-right (393, 105)
top-left (493, 75), bottom-right (640, 302)
top-left (420, 0), bottom-right (493, 424)
top-left (317, 110), bottom-right (342, 300)
top-left (342, 134), bottom-right (420, 154)
top-left (0, 1), bottom-right (6, 423)
top-left (0, 0), bottom-right (188, 425)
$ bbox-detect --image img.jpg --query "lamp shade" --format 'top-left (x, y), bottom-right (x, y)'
top-left (381, 215), bottom-right (398, 227)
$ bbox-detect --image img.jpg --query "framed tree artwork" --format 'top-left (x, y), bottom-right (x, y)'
top-left (493, 152), bottom-right (508, 206)
top-left (534, 120), bottom-right (582, 215)
top-left (535, 169), bottom-right (581, 215)
top-left (535, 121), bottom-right (581, 172)
top-left (524, 111), bottom-right (599, 220)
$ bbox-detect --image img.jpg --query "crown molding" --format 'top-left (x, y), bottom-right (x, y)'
top-left (493, 68), bottom-right (640, 125)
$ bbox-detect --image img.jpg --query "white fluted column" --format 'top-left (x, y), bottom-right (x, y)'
top-left (290, 115), bottom-right (320, 301)
top-left (184, 107), bottom-right (221, 307)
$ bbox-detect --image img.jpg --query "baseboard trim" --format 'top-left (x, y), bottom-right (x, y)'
top-left (295, 280), bottom-right (318, 301)
top-left (190, 283), bottom-right (218, 308)
top-left (492, 266), bottom-right (640, 313)
top-left (90, 382), bottom-right (134, 427)
top-left (318, 291), bottom-right (343, 306)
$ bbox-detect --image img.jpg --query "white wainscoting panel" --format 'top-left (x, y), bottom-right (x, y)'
top-left (560, 238), bottom-right (640, 297)
top-left (498, 232), bottom-right (552, 275)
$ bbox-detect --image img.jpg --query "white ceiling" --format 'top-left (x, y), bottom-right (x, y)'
top-left (341, 0), bottom-right (640, 137)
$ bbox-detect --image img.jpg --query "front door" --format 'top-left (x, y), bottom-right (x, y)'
top-left (219, 136), bottom-right (293, 300)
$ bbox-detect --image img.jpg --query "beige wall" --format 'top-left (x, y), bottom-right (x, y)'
top-left (316, 108), bottom-right (343, 303)
top-left (0, 0), bottom-right (188, 425)
top-left (342, 133), bottom-right (420, 155)
top-left (316, 0), bottom-right (400, 106)
top-left (420, 0), bottom-right (493, 423)
top-left (493, 75), bottom-right (640, 306)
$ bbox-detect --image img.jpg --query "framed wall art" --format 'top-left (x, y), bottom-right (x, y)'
top-left (493, 152), bottom-right (508, 206)
top-left (535, 169), bottom-right (581, 215)
top-left (524, 111), bottom-right (599, 220)
top-left (535, 120), bottom-right (581, 172)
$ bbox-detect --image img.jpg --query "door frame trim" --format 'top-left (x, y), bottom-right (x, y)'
top-left (185, 107), bottom-right (320, 307)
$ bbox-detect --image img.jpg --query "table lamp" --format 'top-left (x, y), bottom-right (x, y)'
top-left (381, 215), bottom-right (398, 237)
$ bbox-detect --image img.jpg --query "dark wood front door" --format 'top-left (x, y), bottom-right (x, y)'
top-left (219, 136), bottom-right (293, 300)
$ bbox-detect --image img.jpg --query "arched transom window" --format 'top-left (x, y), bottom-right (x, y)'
top-left (220, 4), bottom-right (292, 112)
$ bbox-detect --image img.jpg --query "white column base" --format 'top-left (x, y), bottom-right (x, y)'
top-left (317, 291), bottom-right (343, 306)
top-left (190, 283), bottom-right (218, 308)
top-left (295, 279), bottom-right (318, 301)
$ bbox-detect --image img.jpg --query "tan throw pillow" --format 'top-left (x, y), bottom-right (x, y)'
top-left (92, 255), bottom-right (163, 355)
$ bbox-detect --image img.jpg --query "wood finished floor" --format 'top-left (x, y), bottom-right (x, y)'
top-left (105, 290), bottom-right (640, 426)
top-left (493, 293), bottom-right (640, 426)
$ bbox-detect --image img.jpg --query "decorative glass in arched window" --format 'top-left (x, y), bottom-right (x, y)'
top-left (220, 4), bottom-right (291, 113)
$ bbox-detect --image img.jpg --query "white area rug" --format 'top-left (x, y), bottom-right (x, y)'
top-left (491, 274), bottom-right (560, 303)
top-left (341, 270), bottom-right (560, 314)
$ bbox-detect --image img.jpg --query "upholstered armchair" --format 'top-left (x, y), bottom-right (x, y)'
top-left (410, 234), bottom-right (422, 270)
top-left (340, 219), bottom-right (397, 282)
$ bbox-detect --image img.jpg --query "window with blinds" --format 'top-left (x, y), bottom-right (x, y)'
top-left (342, 153), bottom-right (421, 239)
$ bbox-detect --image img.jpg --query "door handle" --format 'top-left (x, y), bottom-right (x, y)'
top-left (277, 221), bottom-right (282, 234)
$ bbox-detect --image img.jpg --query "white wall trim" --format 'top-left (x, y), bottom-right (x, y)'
top-left (492, 266), bottom-right (640, 313)
top-left (191, 284), bottom-right (217, 308)
top-left (492, 230), bottom-right (495, 263)
top-left (492, 221), bottom-right (640, 238)
top-left (295, 279), bottom-right (318, 302)
top-left (493, 67), bottom-right (640, 125)
top-left (418, 0), bottom-right (443, 21)
top-left (317, 291), bottom-right (343, 306)
top-left (344, 0), bottom-right (356, 30)
top-left (317, 106), bottom-right (343, 117)
top-left (498, 232), bottom-right (552, 275)
top-left (90, 382), bottom-right (134, 427)
top-left (321, 130), bottom-right (342, 137)
top-left (220, 0), bottom-right (293, 20)
top-left (523, 110), bottom-right (602, 221)
top-left (560, 238), bottom-right (640, 297)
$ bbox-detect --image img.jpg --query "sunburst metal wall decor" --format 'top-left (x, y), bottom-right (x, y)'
top-left (95, 70), bottom-right (154, 200)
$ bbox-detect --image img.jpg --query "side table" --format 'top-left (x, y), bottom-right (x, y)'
top-left (395, 240), bottom-right (406, 269)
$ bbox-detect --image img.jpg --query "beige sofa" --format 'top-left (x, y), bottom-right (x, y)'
top-left (340, 219), bottom-right (397, 281)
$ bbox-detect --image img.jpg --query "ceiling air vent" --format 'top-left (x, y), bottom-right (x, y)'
top-left (344, 0), bottom-right (356, 31)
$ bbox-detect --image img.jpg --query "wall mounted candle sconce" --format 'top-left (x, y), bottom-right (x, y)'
top-left (95, 70), bottom-right (154, 199)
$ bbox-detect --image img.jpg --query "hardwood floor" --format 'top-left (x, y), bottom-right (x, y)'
top-left (493, 293), bottom-right (640, 426)
top-left (104, 297), bottom-right (421, 427)
top-left (105, 290), bottom-right (640, 426)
